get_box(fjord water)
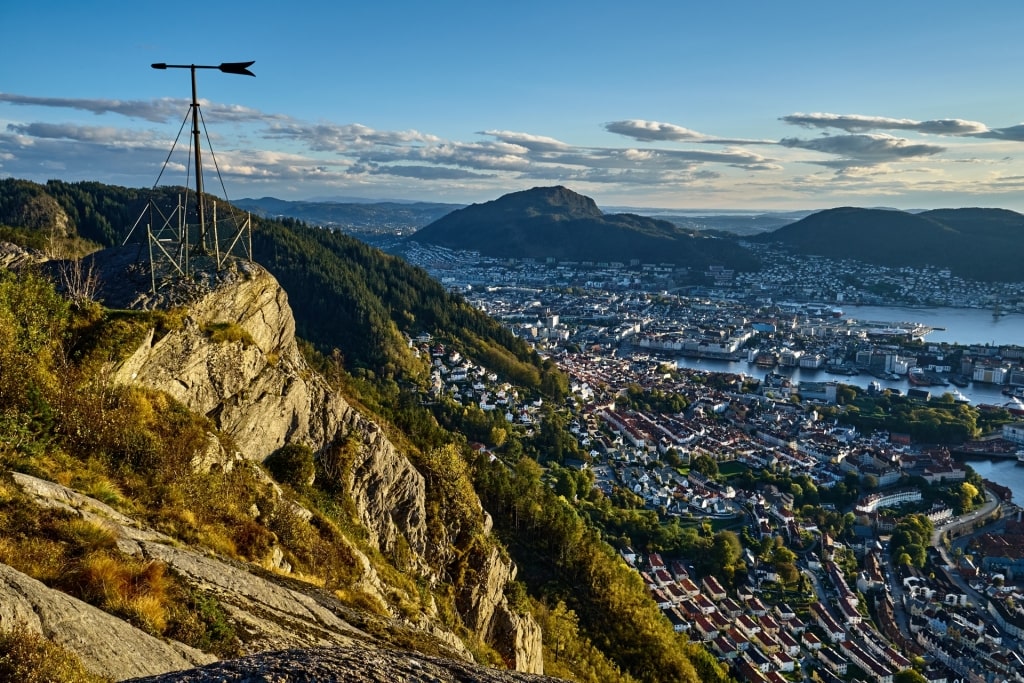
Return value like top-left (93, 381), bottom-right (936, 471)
top-left (843, 305), bottom-right (1024, 347)
top-left (677, 305), bottom-right (1024, 499)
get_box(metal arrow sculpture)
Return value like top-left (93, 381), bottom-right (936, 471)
top-left (151, 61), bottom-right (255, 252)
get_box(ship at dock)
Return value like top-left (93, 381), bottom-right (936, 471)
top-left (908, 367), bottom-right (949, 387)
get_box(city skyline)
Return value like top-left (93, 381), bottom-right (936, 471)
top-left (5, 1), bottom-right (1024, 211)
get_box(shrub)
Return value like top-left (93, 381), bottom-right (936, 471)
top-left (0, 626), bottom-right (110, 682)
top-left (166, 590), bottom-right (241, 658)
top-left (75, 476), bottom-right (127, 509)
top-left (58, 518), bottom-right (118, 553)
top-left (264, 443), bottom-right (315, 489)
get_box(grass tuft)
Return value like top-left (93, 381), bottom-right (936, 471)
top-left (201, 320), bottom-right (254, 347)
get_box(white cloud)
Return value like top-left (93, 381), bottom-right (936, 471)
top-left (7, 122), bottom-right (160, 145)
top-left (264, 122), bottom-right (441, 153)
top-left (0, 93), bottom-right (277, 124)
top-left (605, 119), bottom-right (707, 142)
top-left (605, 119), bottom-right (774, 146)
top-left (779, 133), bottom-right (945, 165)
top-left (480, 130), bottom-right (570, 151)
top-left (781, 112), bottom-right (989, 136)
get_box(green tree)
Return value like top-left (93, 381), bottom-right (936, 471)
top-left (894, 669), bottom-right (928, 683)
top-left (836, 383), bottom-right (857, 405)
top-left (264, 444), bottom-right (316, 489)
top-left (690, 454), bottom-right (719, 479)
top-left (489, 426), bottom-right (507, 449)
top-left (958, 482), bottom-right (979, 513)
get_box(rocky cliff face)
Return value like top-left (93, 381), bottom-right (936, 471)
top-left (110, 260), bottom-right (430, 567)
top-left (459, 545), bottom-right (544, 674)
top-left (7, 471), bottom-right (561, 682)
top-left (97, 252), bottom-right (543, 674)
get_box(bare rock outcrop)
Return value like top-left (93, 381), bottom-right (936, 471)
top-left (11, 472), bottom-right (371, 656)
top-left (0, 241), bottom-right (45, 269)
top-left (0, 562), bottom-right (214, 680)
top-left (127, 644), bottom-right (566, 683)
top-left (93, 252), bottom-right (543, 672)
top-left (108, 260), bottom-right (430, 569)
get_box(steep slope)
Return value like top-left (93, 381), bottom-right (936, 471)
top-left (0, 249), bottom-right (544, 679)
top-left (410, 185), bottom-right (759, 270)
top-left (6, 471), bottom-right (561, 682)
top-left (763, 206), bottom-right (1024, 281)
top-left (1, 561), bottom-right (213, 680)
top-left (86, 247), bottom-right (542, 673)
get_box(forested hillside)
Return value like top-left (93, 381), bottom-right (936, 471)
top-left (0, 178), bottom-right (730, 683)
top-left (761, 205), bottom-right (1024, 281)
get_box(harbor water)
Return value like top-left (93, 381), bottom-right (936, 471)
top-left (959, 458), bottom-right (1024, 504)
top-left (671, 305), bottom-right (1024, 498)
top-left (674, 304), bottom-right (1023, 406)
top-left (840, 305), bottom-right (1024, 347)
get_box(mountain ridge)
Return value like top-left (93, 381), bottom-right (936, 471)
top-left (408, 185), bottom-right (760, 270)
top-left (761, 205), bottom-right (1024, 281)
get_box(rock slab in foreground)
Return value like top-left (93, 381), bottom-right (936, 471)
top-left (126, 644), bottom-right (567, 683)
top-left (0, 563), bottom-right (214, 679)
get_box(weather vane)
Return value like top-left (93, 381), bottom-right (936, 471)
top-left (150, 61), bottom-right (255, 253)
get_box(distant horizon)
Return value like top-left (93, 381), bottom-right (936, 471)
top-left (231, 189), bottom-right (985, 217)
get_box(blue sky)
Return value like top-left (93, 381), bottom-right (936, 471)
top-left (5, 1), bottom-right (1024, 210)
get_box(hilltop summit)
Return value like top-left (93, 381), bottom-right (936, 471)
top-left (409, 186), bottom-right (759, 270)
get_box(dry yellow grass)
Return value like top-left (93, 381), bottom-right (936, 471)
top-left (0, 624), bottom-right (110, 683)
top-left (71, 552), bottom-right (170, 635)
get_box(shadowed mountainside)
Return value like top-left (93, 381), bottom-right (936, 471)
top-left (409, 186), bottom-right (760, 271)
top-left (761, 206), bottom-right (1024, 281)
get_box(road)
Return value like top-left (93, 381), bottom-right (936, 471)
top-left (931, 488), bottom-right (1000, 566)
top-left (929, 490), bottom-right (1002, 608)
